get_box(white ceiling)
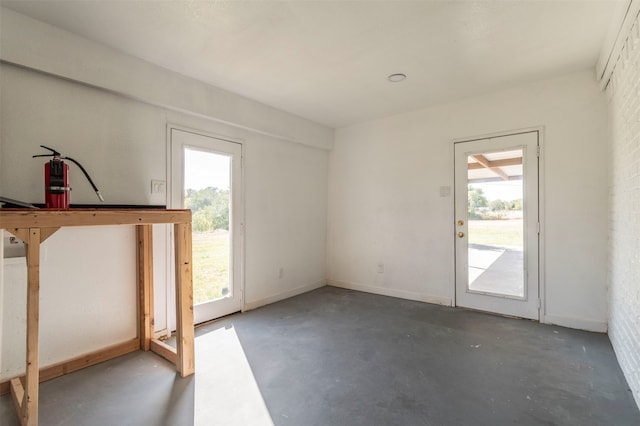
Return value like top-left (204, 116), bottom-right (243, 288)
top-left (1, 1), bottom-right (620, 128)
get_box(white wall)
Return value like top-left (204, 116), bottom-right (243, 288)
top-left (244, 136), bottom-right (328, 308)
top-left (0, 8), bottom-right (333, 151)
top-left (606, 13), bottom-right (640, 409)
top-left (0, 9), bottom-right (329, 380)
top-left (328, 69), bottom-right (609, 332)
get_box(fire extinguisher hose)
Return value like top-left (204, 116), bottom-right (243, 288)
top-left (63, 156), bottom-right (105, 202)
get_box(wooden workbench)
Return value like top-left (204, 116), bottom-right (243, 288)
top-left (0, 209), bottom-right (195, 426)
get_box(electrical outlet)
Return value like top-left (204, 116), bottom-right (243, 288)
top-left (151, 180), bottom-right (166, 194)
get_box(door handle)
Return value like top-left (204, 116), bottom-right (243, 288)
top-left (457, 232), bottom-right (464, 238)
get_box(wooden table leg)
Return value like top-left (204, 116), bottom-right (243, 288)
top-left (174, 223), bottom-right (195, 377)
top-left (24, 228), bottom-right (41, 425)
top-left (137, 224), bottom-right (154, 351)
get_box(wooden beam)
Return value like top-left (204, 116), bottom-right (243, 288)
top-left (467, 157), bottom-right (522, 170)
top-left (137, 224), bottom-right (154, 351)
top-left (0, 339), bottom-right (139, 396)
top-left (39, 227), bottom-right (60, 243)
top-left (468, 176), bottom-right (523, 184)
top-left (174, 222), bottom-right (195, 377)
top-left (0, 209), bottom-right (191, 229)
top-left (24, 228), bottom-right (41, 425)
top-left (10, 378), bottom-right (24, 420)
top-left (39, 339), bottom-right (139, 383)
top-left (150, 338), bottom-right (178, 365)
top-left (6, 228), bottom-right (29, 242)
top-left (5, 226), bottom-right (60, 244)
top-left (470, 155), bottom-right (510, 181)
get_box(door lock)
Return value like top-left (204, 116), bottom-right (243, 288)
top-left (457, 232), bottom-right (465, 238)
top-left (457, 220), bottom-right (464, 226)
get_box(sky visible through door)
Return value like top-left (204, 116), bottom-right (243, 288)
top-left (185, 148), bottom-right (230, 190)
top-left (473, 180), bottom-right (522, 201)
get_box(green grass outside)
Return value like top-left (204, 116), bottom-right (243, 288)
top-left (468, 219), bottom-right (523, 247)
top-left (192, 230), bottom-right (230, 304)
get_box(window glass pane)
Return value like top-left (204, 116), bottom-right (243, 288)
top-left (466, 149), bottom-right (524, 298)
top-left (184, 148), bottom-right (232, 304)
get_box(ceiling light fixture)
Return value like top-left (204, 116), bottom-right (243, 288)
top-left (388, 73), bottom-right (407, 83)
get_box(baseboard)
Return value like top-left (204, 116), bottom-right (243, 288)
top-left (242, 279), bottom-right (327, 311)
top-left (543, 313), bottom-right (607, 333)
top-left (327, 279), bottom-right (452, 307)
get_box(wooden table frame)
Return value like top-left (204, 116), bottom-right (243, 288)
top-left (0, 209), bottom-right (195, 426)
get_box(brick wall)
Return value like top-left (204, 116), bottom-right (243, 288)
top-left (607, 13), bottom-right (640, 409)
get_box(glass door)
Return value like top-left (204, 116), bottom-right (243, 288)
top-left (454, 131), bottom-right (539, 320)
top-left (171, 128), bottom-right (243, 324)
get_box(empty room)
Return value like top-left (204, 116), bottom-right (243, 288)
top-left (1, 1), bottom-right (639, 425)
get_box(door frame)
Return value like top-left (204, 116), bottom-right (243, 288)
top-left (451, 126), bottom-right (545, 321)
top-left (165, 124), bottom-right (246, 328)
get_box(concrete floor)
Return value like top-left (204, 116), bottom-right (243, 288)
top-left (1, 287), bottom-right (639, 425)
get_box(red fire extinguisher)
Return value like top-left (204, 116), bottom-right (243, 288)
top-left (33, 145), bottom-right (104, 209)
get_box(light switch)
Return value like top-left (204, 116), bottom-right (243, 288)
top-left (151, 180), bottom-right (166, 194)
